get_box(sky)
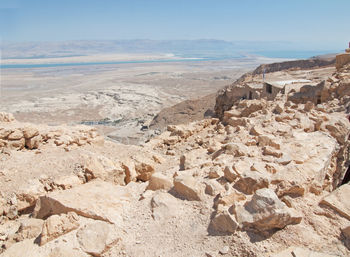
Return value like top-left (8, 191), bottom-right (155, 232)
top-left (0, 0), bottom-right (349, 50)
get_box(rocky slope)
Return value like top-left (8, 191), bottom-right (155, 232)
top-left (0, 61), bottom-right (350, 256)
top-left (149, 93), bottom-right (216, 130)
top-left (252, 55), bottom-right (335, 75)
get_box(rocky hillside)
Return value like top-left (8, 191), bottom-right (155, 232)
top-left (252, 55), bottom-right (336, 75)
top-left (0, 61), bottom-right (350, 256)
top-left (149, 93), bottom-right (216, 129)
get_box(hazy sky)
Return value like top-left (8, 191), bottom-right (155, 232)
top-left (1, 0), bottom-right (349, 49)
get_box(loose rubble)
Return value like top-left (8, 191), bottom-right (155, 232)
top-left (0, 58), bottom-right (350, 256)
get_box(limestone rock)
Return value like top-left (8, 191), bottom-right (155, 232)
top-left (180, 149), bottom-right (207, 170)
top-left (173, 174), bottom-right (204, 201)
top-left (250, 125), bottom-right (264, 136)
top-left (83, 155), bottom-right (106, 181)
top-left (0, 112), bottom-right (15, 122)
top-left (13, 218), bottom-right (44, 242)
top-left (233, 171), bottom-right (270, 195)
top-left (40, 212), bottom-right (79, 246)
top-left (32, 180), bottom-right (131, 224)
top-left (324, 116), bottom-right (350, 144)
top-left (146, 173), bottom-right (173, 191)
top-left (258, 135), bottom-right (281, 149)
top-left (209, 206), bottom-right (238, 234)
top-left (320, 184), bottom-right (350, 220)
top-left (223, 142), bottom-right (248, 157)
top-left (122, 160), bottom-right (138, 184)
top-left (15, 179), bottom-right (46, 213)
top-left (223, 166), bottom-right (239, 183)
top-left (239, 100), bottom-right (265, 117)
top-left (135, 162), bottom-right (155, 182)
top-left (214, 191), bottom-right (246, 208)
top-left (236, 188), bottom-right (302, 231)
top-left (7, 130), bottom-right (23, 140)
top-left (227, 117), bottom-right (247, 127)
top-left (76, 221), bottom-right (119, 257)
top-left (0, 239), bottom-right (39, 257)
top-left (7, 138), bottom-right (25, 150)
top-left (208, 166), bottom-right (223, 179)
top-left (22, 127), bottom-right (39, 139)
top-left (52, 174), bottom-right (83, 190)
top-left (263, 146), bottom-right (282, 158)
top-left (276, 181), bottom-right (305, 197)
top-left (0, 128), bottom-right (11, 139)
top-left (151, 191), bottom-right (180, 220)
top-left (25, 135), bottom-right (41, 149)
top-left (204, 180), bottom-right (225, 196)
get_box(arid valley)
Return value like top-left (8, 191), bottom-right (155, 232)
top-left (1, 53), bottom-right (282, 144)
top-left (1, 1), bottom-right (350, 256)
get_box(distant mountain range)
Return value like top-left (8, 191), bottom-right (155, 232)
top-left (0, 39), bottom-right (340, 59)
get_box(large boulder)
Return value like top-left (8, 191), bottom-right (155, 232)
top-left (32, 180), bottom-right (131, 224)
top-left (236, 188), bottom-right (302, 231)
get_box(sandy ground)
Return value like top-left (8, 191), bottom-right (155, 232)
top-left (0, 55), bottom-right (285, 144)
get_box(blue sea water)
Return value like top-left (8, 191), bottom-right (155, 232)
top-left (0, 50), bottom-right (339, 69)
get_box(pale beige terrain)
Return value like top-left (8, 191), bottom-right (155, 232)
top-left (0, 56), bottom-right (285, 144)
top-left (0, 55), bottom-right (350, 256)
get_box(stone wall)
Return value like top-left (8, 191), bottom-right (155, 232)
top-left (336, 53), bottom-right (350, 70)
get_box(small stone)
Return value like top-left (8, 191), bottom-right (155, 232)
top-left (263, 146), bottom-right (282, 158)
top-left (8, 130), bottom-right (23, 140)
top-left (6, 206), bottom-right (18, 220)
top-left (40, 212), bottom-right (79, 245)
top-left (146, 173), bottom-right (173, 191)
top-left (219, 246), bottom-right (229, 255)
top-left (210, 206), bottom-right (238, 234)
top-left (223, 166), bottom-right (238, 183)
